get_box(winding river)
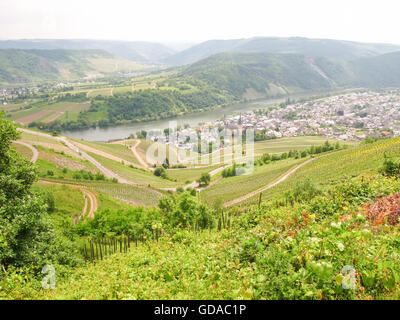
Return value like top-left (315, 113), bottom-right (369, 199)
top-left (61, 92), bottom-right (320, 142)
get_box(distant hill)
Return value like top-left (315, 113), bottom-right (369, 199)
top-left (178, 51), bottom-right (400, 98)
top-left (164, 37), bottom-right (400, 66)
top-left (0, 39), bottom-right (176, 65)
top-left (0, 49), bottom-right (148, 85)
top-left (26, 50), bottom-right (400, 132)
top-left (180, 53), bottom-right (335, 98)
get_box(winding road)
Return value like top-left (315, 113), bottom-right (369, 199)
top-left (223, 156), bottom-right (320, 207)
top-left (38, 180), bottom-right (98, 223)
top-left (130, 140), bottom-right (154, 171)
top-left (13, 140), bottom-right (38, 163)
top-left (16, 128), bottom-right (340, 208)
top-left (17, 128), bottom-right (139, 186)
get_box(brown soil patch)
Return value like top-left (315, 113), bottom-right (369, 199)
top-left (361, 192), bottom-right (400, 226)
top-left (15, 110), bottom-right (50, 124)
top-left (39, 150), bottom-right (97, 172)
top-left (42, 111), bottom-right (64, 123)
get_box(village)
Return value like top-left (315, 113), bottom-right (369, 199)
top-left (147, 90), bottom-right (400, 152)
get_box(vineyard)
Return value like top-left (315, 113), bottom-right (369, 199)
top-left (5, 117), bottom-right (400, 300)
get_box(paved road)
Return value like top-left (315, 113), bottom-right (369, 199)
top-left (13, 140), bottom-right (38, 163)
top-left (17, 128), bottom-right (139, 186)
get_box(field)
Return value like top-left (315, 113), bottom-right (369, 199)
top-left (72, 139), bottom-right (142, 166)
top-left (200, 158), bottom-right (305, 206)
top-left (83, 182), bottom-right (162, 207)
top-left (10, 101), bottom-right (91, 124)
top-left (86, 152), bottom-right (180, 188)
top-left (242, 138), bottom-right (400, 205)
top-left (253, 136), bottom-right (355, 155)
top-left (12, 141), bottom-right (33, 159)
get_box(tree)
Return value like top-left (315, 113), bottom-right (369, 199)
top-left (162, 157), bottom-right (170, 169)
top-left (380, 155), bottom-right (400, 177)
top-left (154, 167), bottom-right (166, 177)
top-left (0, 113), bottom-right (74, 270)
top-left (198, 173), bottom-right (211, 186)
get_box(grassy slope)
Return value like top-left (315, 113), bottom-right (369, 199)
top-left (243, 137), bottom-right (400, 205)
top-left (72, 139), bottom-right (141, 166)
top-left (201, 158), bottom-right (304, 206)
top-left (6, 136), bottom-right (400, 300)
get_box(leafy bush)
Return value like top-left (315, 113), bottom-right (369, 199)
top-left (159, 192), bottom-right (215, 230)
top-left (0, 113), bottom-right (78, 271)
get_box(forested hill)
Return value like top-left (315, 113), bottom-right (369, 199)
top-left (180, 53), bottom-right (337, 98)
top-left (180, 51), bottom-right (400, 97)
top-left (37, 50), bottom-right (400, 132)
top-left (0, 49), bottom-right (147, 85)
top-left (0, 39), bottom-right (175, 64)
top-left (164, 36), bottom-right (400, 66)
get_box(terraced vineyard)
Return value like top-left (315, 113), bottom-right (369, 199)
top-left (243, 137), bottom-right (400, 205)
top-left (201, 157), bottom-right (305, 206)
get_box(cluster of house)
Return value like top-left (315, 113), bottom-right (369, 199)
top-left (147, 90), bottom-right (400, 151)
top-left (0, 82), bottom-right (75, 103)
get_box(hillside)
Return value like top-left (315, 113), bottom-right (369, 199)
top-left (0, 49), bottom-right (148, 85)
top-left (5, 116), bottom-right (400, 299)
top-left (0, 39), bottom-right (176, 65)
top-left (180, 52), bottom-right (337, 98)
top-left (25, 50), bottom-right (400, 132)
top-left (180, 51), bottom-right (400, 97)
top-left (164, 36), bottom-right (400, 66)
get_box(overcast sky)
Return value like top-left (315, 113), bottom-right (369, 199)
top-left (1, 0), bottom-right (400, 45)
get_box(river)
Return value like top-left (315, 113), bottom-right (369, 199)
top-left (61, 93), bottom-right (319, 142)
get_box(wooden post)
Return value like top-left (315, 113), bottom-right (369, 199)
top-left (99, 241), bottom-right (103, 260)
top-left (84, 243), bottom-right (88, 262)
top-left (258, 193), bottom-right (262, 209)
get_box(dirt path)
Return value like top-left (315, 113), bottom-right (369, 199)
top-left (38, 180), bottom-right (98, 223)
top-left (17, 128), bottom-right (139, 186)
top-left (130, 140), bottom-right (154, 171)
top-left (13, 141), bottom-right (38, 163)
top-left (223, 157), bottom-right (319, 207)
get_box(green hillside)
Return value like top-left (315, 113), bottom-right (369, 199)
top-left (0, 49), bottom-right (148, 85)
top-left (29, 50), bottom-right (400, 132)
top-left (181, 52), bottom-right (337, 98)
top-left (4, 113), bottom-right (400, 299)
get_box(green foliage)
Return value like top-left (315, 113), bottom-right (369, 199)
top-left (285, 179), bottom-right (321, 205)
top-left (0, 113), bottom-right (77, 270)
top-left (222, 164), bottom-right (237, 178)
top-left (235, 175), bottom-right (400, 299)
top-left (159, 192), bottom-right (215, 230)
top-left (197, 173), bottom-right (211, 186)
top-left (76, 207), bottom-right (162, 239)
top-left (379, 154), bottom-right (400, 177)
top-left (154, 167), bottom-right (166, 178)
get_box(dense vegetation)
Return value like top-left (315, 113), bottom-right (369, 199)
top-left (0, 113), bottom-right (78, 271)
top-left (4, 111), bottom-right (400, 299)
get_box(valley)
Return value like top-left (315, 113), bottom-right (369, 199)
top-left (2, 33), bottom-right (400, 302)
